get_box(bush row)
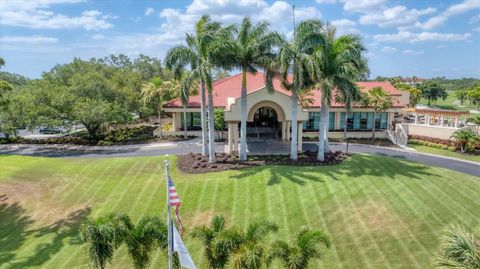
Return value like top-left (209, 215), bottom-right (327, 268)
top-left (408, 135), bottom-right (457, 147)
top-left (408, 139), bottom-right (457, 151)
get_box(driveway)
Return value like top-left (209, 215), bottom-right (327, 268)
top-left (1, 140), bottom-right (479, 177)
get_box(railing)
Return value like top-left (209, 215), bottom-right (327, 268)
top-left (387, 124), bottom-right (408, 146)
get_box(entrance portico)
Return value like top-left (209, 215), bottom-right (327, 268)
top-left (224, 87), bottom-right (308, 153)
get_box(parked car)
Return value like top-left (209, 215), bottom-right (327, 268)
top-left (39, 128), bottom-right (63, 134)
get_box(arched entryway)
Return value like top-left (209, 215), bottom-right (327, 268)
top-left (247, 106), bottom-right (280, 139)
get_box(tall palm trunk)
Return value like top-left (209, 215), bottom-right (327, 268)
top-left (158, 101), bottom-right (163, 139)
top-left (372, 111), bottom-right (376, 140)
top-left (207, 92), bottom-right (216, 163)
top-left (200, 81), bottom-right (208, 155)
top-left (183, 105), bottom-right (188, 139)
top-left (343, 111), bottom-right (348, 140)
top-left (324, 106), bottom-right (330, 153)
top-left (239, 68), bottom-right (247, 161)
top-left (290, 90), bottom-right (298, 160)
top-left (317, 99), bottom-right (328, 161)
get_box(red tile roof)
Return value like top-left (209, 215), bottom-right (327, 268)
top-left (165, 72), bottom-right (405, 108)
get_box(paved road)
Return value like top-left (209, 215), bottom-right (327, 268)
top-left (1, 141), bottom-right (479, 177)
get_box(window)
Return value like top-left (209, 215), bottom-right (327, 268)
top-left (303, 112), bottom-right (335, 131)
top-left (340, 112), bottom-right (389, 130)
top-left (181, 112), bottom-right (201, 130)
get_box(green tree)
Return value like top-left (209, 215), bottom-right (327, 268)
top-left (166, 15), bottom-right (230, 162)
top-left (214, 108), bottom-right (226, 140)
top-left (409, 87), bottom-right (422, 107)
top-left (435, 225), bottom-right (480, 269)
top-left (266, 228), bottom-right (331, 269)
top-left (456, 89), bottom-right (469, 106)
top-left (451, 129), bottom-right (478, 153)
top-left (278, 19), bottom-right (324, 160)
top-left (467, 116), bottom-right (480, 136)
top-left (361, 87), bottom-right (393, 139)
top-left (80, 212), bottom-right (132, 269)
top-left (176, 71), bottom-right (198, 139)
top-left (419, 81), bottom-right (448, 106)
top-left (141, 77), bottom-right (176, 138)
top-left (191, 215), bottom-right (231, 269)
top-left (222, 17), bottom-right (280, 161)
top-left (213, 68), bottom-right (230, 80)
top-left (225, 218), bottom-right (279, 269)
top-left (125, 216), bottom-right (168, 269)
top-left (467, 86), bottom-right (480, 109)
top-left (314, 26), bottom-right (367, 161)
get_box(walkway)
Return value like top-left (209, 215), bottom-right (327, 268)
top-left (0, 140), bottom-right (479, 177)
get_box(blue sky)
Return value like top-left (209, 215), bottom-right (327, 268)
top-left (1, 0), bottom-right (479, 79)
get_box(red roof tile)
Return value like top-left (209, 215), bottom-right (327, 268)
top-left (165, 72), bottom-right (404, 108)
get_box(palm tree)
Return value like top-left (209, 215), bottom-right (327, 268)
top-left (125, 216), bottom-right (168, 269)
top-left (223, 17), bottom-right (281, 161)
top-left (266, 227), bottom-right (331, 269)
top-left (190, 215), bottom-right (231, 269)
top-left (278, 19), bottom-right (325, 160)
top-left (80, 212), bottom-right (132, 269)
top-left (451, 129), bottom-right (477, 153)
top-left (419, 81), bottom-right (448, 106)
top-left (314, 26), bottom-right (367, 161)
top-left (141, 77), bottom-right (175, 139)
top-left (409, 87), bottom-right (422, 107)
top-left (467, 116), bottom-right (480, 136)
top-left (361, 86), bottom-right (393, 140)
top-left (216, 218), bottom-right (278, 269)
top-left (165, 16), bottom-right (219, 158)
top-left (435, 225), bottom-right (480, 269)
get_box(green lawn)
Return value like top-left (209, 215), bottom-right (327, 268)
top-left (0, 155), bottom-right (479, 269)
top-left (409, 144), bottom-right (480, 162)
top-left (420, 90), bottom-right (478, 111)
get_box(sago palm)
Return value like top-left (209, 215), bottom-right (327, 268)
top-left (223, 17), bottom-right (281, 161)
top-left (314, 26), bottom-right (367, 161)
top-left (435, 224), bottom-right (480, 269)
top-left (141, 77), bottom-right (175, 139)
top-left (278, 19), bottom-right (325, 160)
top-left (165, 15), bottom-right (226, 159)
top-left (451, 129), bottom-right (477, 153)
top-left (361, 86), bottom-right (393, 139)
top-left (79, 212), bottom-right (132, 269)
top-left (191, 215), bottom-right (231, 269)
top-left (125, 216), bottom-right (168, 269)
top-left (266, 227), bottom-right (331, 269)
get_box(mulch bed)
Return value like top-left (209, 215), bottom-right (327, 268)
top-left (177, 151), bottom-right (349, 174)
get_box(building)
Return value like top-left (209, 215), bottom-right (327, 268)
top-left (164, 72), bottom-right (410, 153)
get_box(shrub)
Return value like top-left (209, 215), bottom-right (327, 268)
top-left (100, 125), bottom-right (155, 145)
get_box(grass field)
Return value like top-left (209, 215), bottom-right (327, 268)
top-left (0, 154), bottom-right (479, 269)
top-left (419, 91), bottom-right (478, 111)
top-left (408, 144), bottom-right (480, 162)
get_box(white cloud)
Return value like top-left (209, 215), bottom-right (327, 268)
top-left (470, 13), bottom-right (480, 24)
top-left (91, 34), bottom-right (105, 40)
top-left (411, 0), bottom-right (480, 30)
top-left (436, 44), bottom-right (446, 48)
top-left (402, 49), bottom-right (424, 55)
top-left (474, 26), bottom-right (480, 32)
top-left (0, 35), bottom-right (59, 43)
top-left (340, 0), bottom-right (386, 12)
top-left (0, 0), bottom-right (114, 30)
top-left (374, 31), bottom-right (471, 43)
top-left (359, 5), bottom-right (436, 27)
top-left (331, 19), bottom-right (358, 34)
top-left (316, 0), bottom-right (336, 4)
top-left (145, 7), bottom-right (154, 16)
top-left (381, 46), bottom-right (397, 53)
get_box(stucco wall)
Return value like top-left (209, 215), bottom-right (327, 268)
top-left (225, 87), bottom-right (308, 122)
top-left (401, 123), bottom-right (457, 140)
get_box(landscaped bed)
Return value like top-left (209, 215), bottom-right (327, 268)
top-left (177, 151), bottom-right (348, 173)
top-left (0, 155), bottom-right (479, 268)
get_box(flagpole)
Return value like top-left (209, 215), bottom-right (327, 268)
top-left (165, 159), bottom-right (173, 269)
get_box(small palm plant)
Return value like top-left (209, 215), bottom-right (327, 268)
top-left (451, 129), bottom-right (478, 153)
top-left (361, 86), bottom-right (393, 139)
top-left (125, 216), bottom-right (168, 269)
top-left (190, 215), bottom-right (230, 269)
top-left (219, 218), bottom-right (279, 269)
top-left (266, 228), bottom-right (331, 269)
top-left (435, 225), bottom-right (480, 269)
top-left (79, 212), bottom-right (132, 269)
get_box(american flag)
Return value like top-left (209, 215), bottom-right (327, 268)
top-left (168, 177), bottom-right (184, 235)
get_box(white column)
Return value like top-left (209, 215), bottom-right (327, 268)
top-left (454, 117), bottom-right (459, 128)
top-left (425, 115), bottom-right (429, 125)
top-left (297, 122), bottom-right (303, 152)
top-left (334, 112), bottom-right (341, 130)
top-left (286, 121), bottom-right (291, 141)
top-left (227, 123), bottom-right (234, 153)
top-left (414, 114), bottom-right (418, 124)
top-left (233, 123), bottom-right (239, 152)
top-left (440, 117), bottom-right (444, 127)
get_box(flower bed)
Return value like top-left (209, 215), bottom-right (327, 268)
top-left (177, 151), bottom-right (348, 174)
